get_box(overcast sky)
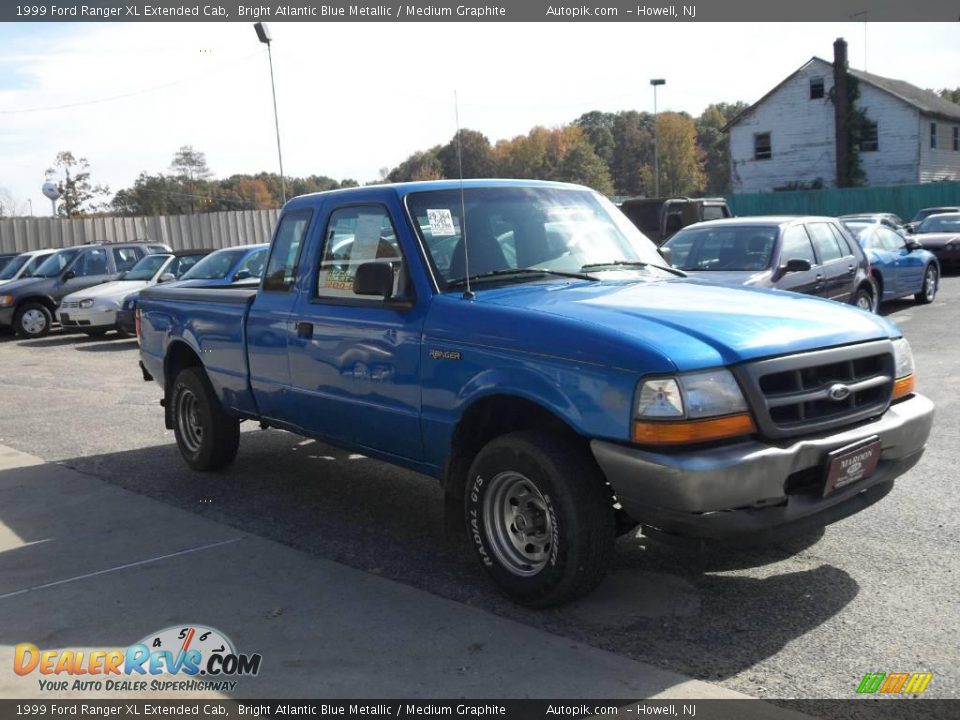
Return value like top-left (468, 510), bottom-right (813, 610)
top-left (1, 21), bottom-right (957, 213)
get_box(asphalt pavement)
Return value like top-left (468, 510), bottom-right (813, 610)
top-left (0, 276), bottom-right (957, 705)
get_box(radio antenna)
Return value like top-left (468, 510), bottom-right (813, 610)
top-left (454, 90), bottom-right (473, 300)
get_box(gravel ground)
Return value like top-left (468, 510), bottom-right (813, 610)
top-left (0, 277), bottom-right (957, 707)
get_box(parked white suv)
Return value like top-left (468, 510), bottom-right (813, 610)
top-left (58, 249), bottom-right (210, 337)
top-left (0, 249), bottom-right (57, 286)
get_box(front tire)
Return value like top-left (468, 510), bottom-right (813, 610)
top-left (171, 367), bottom-right (240, 471)
top-left (465, 431), bottom-right (615, 607)
top-left (915, 265), bottom-right (938, 304)
top-left (15, 302), bottom-right (52, 339)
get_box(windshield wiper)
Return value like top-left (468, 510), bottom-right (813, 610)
top-left (447, 267), bottom-right (599, 288)
top-left (580, 260), bottom-right (687, 278)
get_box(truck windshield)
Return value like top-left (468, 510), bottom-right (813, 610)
top-left (665, 226), bottom-right (777, 272)
top-left (124, 254), bottom-right (171, 281)
top-left (0, 254), bottom-right (29, 280)
top-left (406, 187), bottom-right (666, 288)
top-left (180, 249), bottom-right (245, 280)
top-left (32, 249), bottom-right (81, 278)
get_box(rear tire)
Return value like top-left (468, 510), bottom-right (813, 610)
top-left (465, 430), bottom-right (615, 607)
top-left (854, 286), bottom-right (876, 313)
top-left (14, 302), bottom-right (52, 339)
top-left (915, 265), bottom-right (938, 304)
top-left (171, 367), bottom-right (240, 471)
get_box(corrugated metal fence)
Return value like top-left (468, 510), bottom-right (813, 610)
top-left (725, 181), bottom-right (960, 220)
top-left (0, 210), bottom-right (279, 254)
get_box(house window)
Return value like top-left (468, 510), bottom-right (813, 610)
top-left (754, 132), bottom-right (772, 160)
top-left (859, 121), bottom-right (879, 152)
top-left (810, 77), bottom-right (825, 99)
top-left (953, 126), bottom-right (959, 151)
top-left (930, 122), bottom-right (937, 149)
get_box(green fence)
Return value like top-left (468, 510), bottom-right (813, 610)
top-left (725, 182), bottom-right (960, 221)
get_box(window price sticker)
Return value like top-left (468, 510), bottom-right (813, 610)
top-left (427, 209), bottom-right (457, 237)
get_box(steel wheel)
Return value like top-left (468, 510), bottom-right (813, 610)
top-left (176, 387), bottom-right (204, 454)
top-left (482, 471), bottom-right (554, 577)
top-left (20, 308), bottom-right (47, 335)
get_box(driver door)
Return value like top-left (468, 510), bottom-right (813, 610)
top-left (58, 247), bottom-right (113, 298)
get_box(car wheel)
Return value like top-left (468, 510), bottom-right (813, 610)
top-left (464, 430), bottom-right (615, 607)
top-left (915, 265), bottom-right (938, 304)
top-left (171, 366), bottom-right (240, 471)
top-left (854, 286), bottom-right (876, 313)
top-left (14, 302), bottom-right (52, 339)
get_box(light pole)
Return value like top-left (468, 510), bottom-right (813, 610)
top-left (254, 22), bottom-right (287, 205)
top-left (650, 78), bottom-right (665, 198)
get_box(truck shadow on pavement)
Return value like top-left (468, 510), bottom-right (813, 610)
top-left (0, 429), bottom-right (860, 686)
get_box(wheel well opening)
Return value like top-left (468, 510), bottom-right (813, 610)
top-left (17, 296), bottom-right (57, 314)
top-left (163, 343), bottom-right (203, 428)
top-left (443, 396), bottom-right (580, 521)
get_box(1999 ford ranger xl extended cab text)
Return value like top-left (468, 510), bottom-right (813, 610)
top-left (138, 180), bottom-right (934, 606)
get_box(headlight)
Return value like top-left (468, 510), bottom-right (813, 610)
top-left (79, 299), bottom-right (94, 309)
top-left (634, 369), bottom-right (755, 445)
top-left (0, 294), bottom-right (13, 307)
top-left (891, 337), bottom-right (915, 400)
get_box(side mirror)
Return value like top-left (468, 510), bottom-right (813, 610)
top-left (232, 269), bottom-right (252, 281)
top-left (906, 241), bottom-right (923, 252)
top-left (775, 258), bottom-right (812, 279)
top-left (63, 270), bottom-right (76, 281)
top-left (658, 247), bottom-right (673, 266)
top-left (904, 225), bottom-right (916, 234)
top-left (353, 261), bottom-right (394, 299)
top-left (157, 273), bottom-right (176, 283)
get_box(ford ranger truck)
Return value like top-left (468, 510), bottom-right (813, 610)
top-left (137, 180), bottom-right (934, 607)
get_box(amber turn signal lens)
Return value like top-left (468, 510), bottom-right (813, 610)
top-left (892, 374), bottom-right (915, 401)
top-left (632, 412), bottom-right (756, 445)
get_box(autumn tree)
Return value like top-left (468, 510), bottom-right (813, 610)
top-left (642, 113), bottom-right (705, 196)
top-left (45, 151), bottom-right (110, 218)
top-left (493, 125), bottom-right (613, 194)
top-left (387, 148), bottom-right (444, 182)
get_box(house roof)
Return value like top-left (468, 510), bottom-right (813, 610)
top-left (724, 57), bottom-right (960, 131)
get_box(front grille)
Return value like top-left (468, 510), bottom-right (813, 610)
top-left (60, 301), bottom-right (81, 309)
top-left (735, 340), bottom-right (894, 439)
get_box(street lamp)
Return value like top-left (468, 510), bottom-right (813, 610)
top-left (650, 78), bottom-right (665, 198)
top-left (254, 22), bottom-right (287, 205)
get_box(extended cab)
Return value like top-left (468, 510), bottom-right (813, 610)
top-left (138, 180), bottom-right (933, 606)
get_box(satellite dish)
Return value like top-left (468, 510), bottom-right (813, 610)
top-left (42, 181), bottom-right (61, 201)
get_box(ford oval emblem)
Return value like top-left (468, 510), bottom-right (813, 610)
top-left (828, 383), bottom-right (852, 401)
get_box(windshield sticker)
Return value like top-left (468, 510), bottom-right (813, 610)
top-left (427, 209), bottom-right (457, 237)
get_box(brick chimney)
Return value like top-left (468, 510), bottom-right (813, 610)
top-left (833, 38), bottom-right (850, 187)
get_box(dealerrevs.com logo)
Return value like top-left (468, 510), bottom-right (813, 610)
top-left (14, 625), bottom-right (262, 693)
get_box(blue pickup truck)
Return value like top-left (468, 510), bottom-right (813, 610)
top-left (138, 180), bottom-right (934, 606)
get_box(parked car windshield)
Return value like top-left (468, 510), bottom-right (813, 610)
top-left (912, 207), bottom-right (959, 223)
top-left (31, 249), bottom-right (81, 277)
top-left (917, 214), bottom-right (960, 234)
top-left (179, 249), bottom-right (245, 280)
top-left (664, 225), bottom-right (778, 271)
top-left (406, 186), bottom-right (667, 287)
top-left (0, 254), bottom-right (30, 280)
top-left (124, 254), bottom-right (171, 281)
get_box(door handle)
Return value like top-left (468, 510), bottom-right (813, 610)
top-left (296, 321), bottom-right (313, 340)
top-left (847, 265), bottom-right (855, 273)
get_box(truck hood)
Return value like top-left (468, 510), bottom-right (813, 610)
top-left (64, 280), bottom-right (151, 304)
top-left (455, 278), bottom-right (899, 372)
top-left (676, 269), bottom-right (773, 287)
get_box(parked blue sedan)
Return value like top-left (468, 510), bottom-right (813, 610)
top-left (844, 221), bottom-right (939, 305)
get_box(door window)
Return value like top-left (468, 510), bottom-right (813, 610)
top-left (316, 206), bottom-right (405, 302)
top-left (112, 247), bottom-right (143, 272)
top-left (806, 223), bottom-right (844, 263)
top-left (780, 225), bottom-right (816, 265)
top-left (234, 248), bottom-right (268, 281)
top-left (73, 248), bottom-right (109, 277)
top-left (876, 227), bottom-right (907, 252)
top-left (263, 210), bottom-right (312, 291)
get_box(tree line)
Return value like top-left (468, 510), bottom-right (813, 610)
top-left (10, 86), bottom-right (956, 219)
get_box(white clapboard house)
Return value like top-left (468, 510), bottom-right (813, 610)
top-left (727, 38), bottom-right (960, 193)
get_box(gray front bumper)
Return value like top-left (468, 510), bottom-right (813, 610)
top-left (592, 393), bottom-right (934, 540)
